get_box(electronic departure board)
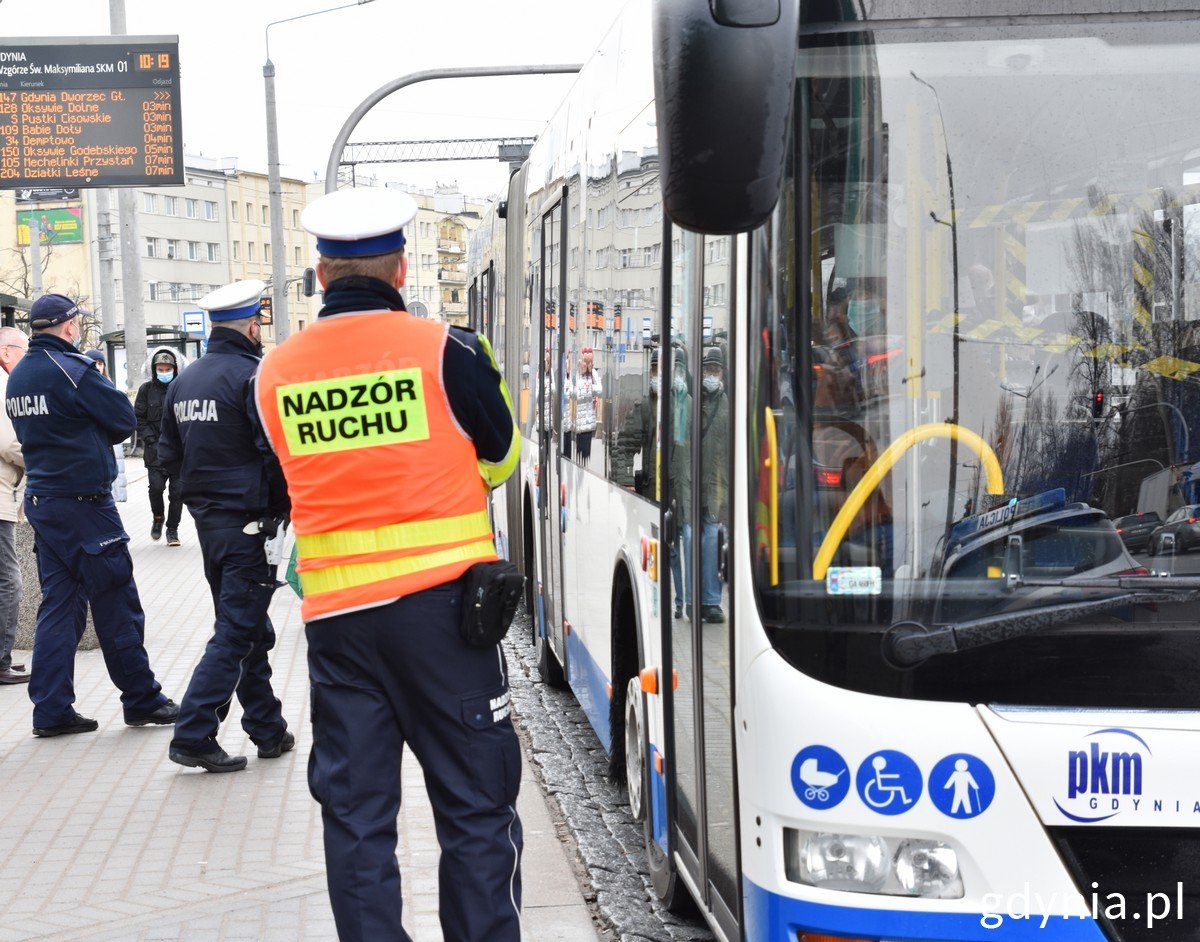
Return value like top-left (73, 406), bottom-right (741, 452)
top-left (0, 37), bottom-right (183, 189)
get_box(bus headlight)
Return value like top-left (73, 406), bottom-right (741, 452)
top-left (784, 829), bottom-right (964, 899)
top-left (893, 839), bottom-right (964, 898)
top-left (786, 830), bottom-right (888, 891)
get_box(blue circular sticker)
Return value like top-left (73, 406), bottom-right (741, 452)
top-left (790, 745), bottom-right (851, 810)
top-left (855, 750), bottom-right (923, 815)
top-left (929, 753), bottom-right (996, 819)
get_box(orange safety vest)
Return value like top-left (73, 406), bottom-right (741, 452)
top-left (256, 309), bottom-right (497, 621)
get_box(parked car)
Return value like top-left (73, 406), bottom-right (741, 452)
top-left (1113, 511), bottom-right (1163, 553)
top-left (1147, 505), bottom-right (1200, 555)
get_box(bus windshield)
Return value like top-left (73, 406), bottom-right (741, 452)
top-left (753, 17), bottom-right (1200, 707)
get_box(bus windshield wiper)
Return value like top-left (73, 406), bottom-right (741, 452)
top-left (884, 585), bottom-right (1200, 667)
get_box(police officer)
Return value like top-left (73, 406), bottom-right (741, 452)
top-left (255, 188), bottom-right (521, 942)
top-left (158, 280), bottom-right (292, 773)
top-left (6, 294), bottom-right (177, 737)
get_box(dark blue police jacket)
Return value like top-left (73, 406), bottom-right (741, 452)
top-left (6, 333), bottom-right (133, 498)
top-left (157, 327), bottom-right (289, 530)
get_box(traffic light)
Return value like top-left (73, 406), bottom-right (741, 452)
top-left (1091, 389), bottom-right (1105, 419)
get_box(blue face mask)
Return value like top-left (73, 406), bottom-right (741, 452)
top-left (156, 370), bottom-right (175, 384)
top-left (847, 299), bottom-right (882, 336)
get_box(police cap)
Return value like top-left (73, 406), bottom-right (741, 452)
top-left (198, 279), bottom-right (267, 322)
top-left (82, 349), bottom-right (105, 366)
top-left (302, 187), bottom-right (418, 258)
top-left (29, 292), bottom-right (87, 328)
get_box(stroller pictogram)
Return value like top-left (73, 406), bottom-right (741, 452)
top-left (799, 757), bottom-right (844, 802)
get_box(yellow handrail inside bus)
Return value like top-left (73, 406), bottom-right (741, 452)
top-left (812, 422), bottom-right (1005, 581)
top-left (765, 407), bottom-right (780, 586)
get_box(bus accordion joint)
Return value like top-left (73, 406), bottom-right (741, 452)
top-left (812, 423), bottom-right (1005, 582)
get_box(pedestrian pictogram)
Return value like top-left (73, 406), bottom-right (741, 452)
top-left (929, 753), bottom-right (996, 819)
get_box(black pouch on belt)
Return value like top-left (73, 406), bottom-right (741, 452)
top-left (459, 560), bottom-right (526, 647)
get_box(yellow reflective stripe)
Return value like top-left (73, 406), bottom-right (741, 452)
top-left (475, 332), bottom-right (520, 489)
top-left (300, 539), bottom-right (496, 596)
top-left (296, 510), bottom-right (491, 559)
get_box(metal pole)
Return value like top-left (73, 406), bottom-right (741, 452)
top-left (28, 216), bottom-right (42, 299)
top-left (323, 65), bottom-right (584, 193)
top-left (112, 0), bottom-right (146, 388)
top-left (264, 58), bottom-right (290, 342)
top-left (95, 188), bottom-right (118, 335)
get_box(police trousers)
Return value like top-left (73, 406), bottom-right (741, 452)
top-left (24, 494), bottom-right (166, 728)
top-left (171, 526), bottom-right (286, 754)
top-left (307, 580), bottom-right (523, 942)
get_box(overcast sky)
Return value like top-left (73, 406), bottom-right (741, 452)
top-left (1, 0), bottom-right (629, 201)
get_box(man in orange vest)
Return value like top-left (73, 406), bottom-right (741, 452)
top-left (255, 187), bottom-right (521, 942)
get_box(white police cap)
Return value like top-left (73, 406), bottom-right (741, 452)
top-left (301, 187), bottom-right (418, 258)
top-left (198, 279), bottom-right (267, 322)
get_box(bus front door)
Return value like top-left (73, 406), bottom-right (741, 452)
top-left (536, 201), bottom-right (568, 682)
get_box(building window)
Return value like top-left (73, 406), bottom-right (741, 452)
top-left (298, 319), bottom-right (306, 331)
top-left (248, 242), bottom-right (256, 262)
top-left (148, 282), bottom-right (160, 300)
top-left (188, 241), bottom-right (200, 261)
top-left (262, 205), bottom-right (269, 225)
top-left (264, 243), bottom-right (270, 259)
top-left (294, 246), bottom-right (301, 265)
top-left (208, 243), bottom-right (220, 262)
top-left (204, 200), bottom-right (218, 221)
top-left (185, 198), bottom-right (199, 219)
top-left (145, 237), bottom-right (157, 258)
top-left (246, 202), bottom-right (253, 221)
top-left (166, 239), bottom-right (179, 260)
top-left (232, 241), bottom-right (239, 261)
top-left (230, 201), bottom-right (238, 222)
top-left (292, 209), bottom-right (299, 228)
top-left (163, 196), bottom-right (177, 216)
top-left (142, 193), bottom-right (156, 213)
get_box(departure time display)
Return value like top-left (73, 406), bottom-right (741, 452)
top-left (0, 37), bottom-right (183, 188)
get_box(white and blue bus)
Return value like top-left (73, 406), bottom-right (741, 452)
top-left (469, 2), bottom-right (1200, 939)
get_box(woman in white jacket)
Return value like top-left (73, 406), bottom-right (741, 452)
top-left (571, 346), bottom-right (602, 463)
top-left (82, 350), bottom-right (127, 501)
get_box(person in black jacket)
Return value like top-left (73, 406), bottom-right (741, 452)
top-left (135, 347), bottom-right (185, 544)
top-left (158, 280), bottom-right (291, 773)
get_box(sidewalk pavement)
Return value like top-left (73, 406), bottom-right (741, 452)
top-left (0, 458), bottom-right (599, 941)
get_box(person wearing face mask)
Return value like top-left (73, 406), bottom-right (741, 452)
top-left (135, 347), bottom-right (187, 545)
top-left (5, 293), bottom-right (178, 737)
top-left (156, 280), bottom-right (292, 773)
top-left (698, 346), bottom-right (730, 623)
top-left (613, 347), bottom-right (662, 496)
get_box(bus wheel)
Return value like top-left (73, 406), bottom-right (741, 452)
top-left (536, 622), bottom-right (567, 687)
top-left (624, 676), bottom-right (646, 821)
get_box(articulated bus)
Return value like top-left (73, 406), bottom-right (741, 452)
top-left (468, 1), bottom-right (1200, 939)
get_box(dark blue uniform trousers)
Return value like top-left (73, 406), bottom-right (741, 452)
top-left (24, 494), bottom-right (167, 728)
top-left (307, 580), bottom-right (523, 942)
top-left (171, 526), bottom-right (286, 753)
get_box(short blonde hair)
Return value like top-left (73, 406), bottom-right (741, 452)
top-left (320, 249), bottom-right (404, 284)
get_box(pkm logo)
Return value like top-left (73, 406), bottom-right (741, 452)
top-left (1067, 741), bottom-right (1143, 799)
top-left (1055, 728), bottom-right (1150, 823)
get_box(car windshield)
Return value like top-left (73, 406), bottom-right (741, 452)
top-left (749, 15), bottom-right (1200, 707)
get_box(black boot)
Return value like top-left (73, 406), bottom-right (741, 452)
top-left (166, 529), bottom-right (180, 546)
top-left (151, 516), bottom-right (164, 541)
top-left (169, 745), bottom-right (248, 773)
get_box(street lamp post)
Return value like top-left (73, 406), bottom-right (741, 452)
top-left (265, 0), bottom-right (375, 344)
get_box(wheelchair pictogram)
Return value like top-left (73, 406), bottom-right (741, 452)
top-left (855, 750), bottom-right (922, 816)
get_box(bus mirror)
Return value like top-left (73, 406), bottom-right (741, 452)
top-left (653, 0), bottom-right (798, 233)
